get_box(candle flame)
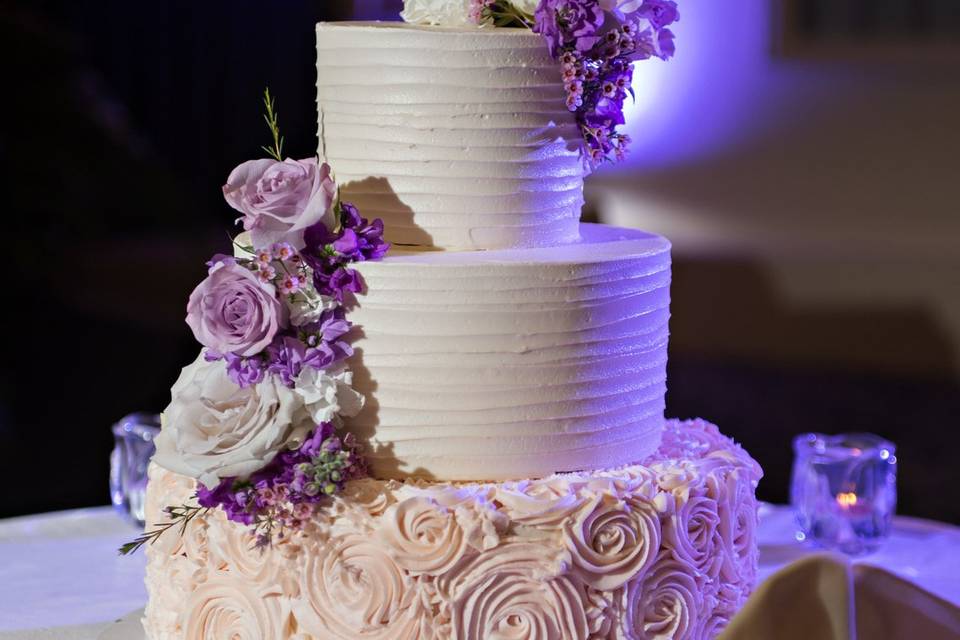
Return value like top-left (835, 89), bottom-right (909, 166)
top-left (836, 492), bottom-right (858, 508)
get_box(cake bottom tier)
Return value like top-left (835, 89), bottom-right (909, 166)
top-left (142, 419), bottom-right (762, 640)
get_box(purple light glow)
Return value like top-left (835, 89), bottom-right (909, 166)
top-left (616, 0), bottom-right (786, 171)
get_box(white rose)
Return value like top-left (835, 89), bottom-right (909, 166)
top-left (513, 0), bottom-right (540, 15)
top-left (154, 354), bottom-right (313, 488)
top-left (401, 0), bottom-right (473, 26)
top-left (293, 363), bottom-right (364, 424)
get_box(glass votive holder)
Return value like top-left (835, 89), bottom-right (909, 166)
top-left (110, 412), bottom-right (161, 527)
top-left (791, 432), bottom-right (897, 556)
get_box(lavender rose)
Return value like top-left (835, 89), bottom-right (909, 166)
top-left (223, 157), bottom-right (336, 250)
top-left (186, 256), bottom-right (287, 357)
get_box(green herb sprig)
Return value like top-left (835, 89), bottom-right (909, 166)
top-left (118, 504), bottom-right (209, 556)
top-left (261, 87), bottom-right (284, 161)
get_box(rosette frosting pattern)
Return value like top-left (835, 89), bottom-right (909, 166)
top-left (143, 418), bottom-right (762, 639)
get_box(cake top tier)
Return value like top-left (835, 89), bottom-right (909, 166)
top-left (316, 21), bottom-right (584, 252)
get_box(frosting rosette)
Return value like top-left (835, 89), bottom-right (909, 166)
top-left (438, 543), bottom-right (590, 640)
top-left (659, 490), bottom-right (724, 580)
top-left (719, 469), bottom-right (760, 587)
top-left (143, 552), bottom-right (205, 640)
top-left (623, 553), bottom-right (704, 640)
top-left (379, 496), bottom-right (469, 575)
top-left (291, 532), bottom-right (423, 639)
top-left (181, 577), bottom-right (290, 639)
top-left (494, 478), bottom-right (582, 528)
top-left (153, 354), bottom-right (313, 488)
top-left (563, 493), bottom-right (661, 591)
top-left (204, 513), bottom-right (303, 595)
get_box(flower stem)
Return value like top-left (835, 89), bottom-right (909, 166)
top-left (117, 505), bottom-right (208, 556)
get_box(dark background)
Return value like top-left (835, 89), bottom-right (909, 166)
top-left (2, 0), bottom-right (958, 523)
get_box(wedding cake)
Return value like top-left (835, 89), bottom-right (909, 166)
top-left (137, 3), bottom-right (762, 639)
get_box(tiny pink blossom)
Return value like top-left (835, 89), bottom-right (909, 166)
top-left (271, 242), bottom-right (296, 262)
top-left (257, 264), bottom-right (277, 282)
top-left (294, 503), bottom-right (313, 520)
top-left (279, 274), bottom-right (302, 295)
top-left (255, 248), bottom-right (272, 265)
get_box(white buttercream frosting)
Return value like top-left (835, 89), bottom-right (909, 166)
top-left (142, 419), bottom-right (763, 640)
top-left (346, 224), bottom-right (671, 481)
top-left (316, 21), bottom-right (583, 251)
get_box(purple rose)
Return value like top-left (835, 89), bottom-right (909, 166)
top-left (222, 157), bottom-right (337, 250)
top-left (534, 0), bottom-right (606, 57)
top-left (186, 257), bottom-right (288, 357)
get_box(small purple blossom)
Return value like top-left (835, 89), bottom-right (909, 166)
top-left (204, 349), bottom-right (266, 387)
top-left (302, 201), bottom-right (389, 302)
top-left (638, 0), bottom-right (679, 29)
top-left (533, 0), bottom-right (680, 167)
top-left (264, 335), bottom-right (307, 386)
top-left (196, 423), bottom-right (366, 535)
top-left (534, 0), bottom-right (606, 57)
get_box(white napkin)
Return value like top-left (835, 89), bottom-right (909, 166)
top-left (719, 553), bottom-right (960, 640)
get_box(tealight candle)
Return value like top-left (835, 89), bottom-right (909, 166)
top-left (790, 433), bottom-right (897, 555)
top-left (110, 412), bottom-right (161, 527)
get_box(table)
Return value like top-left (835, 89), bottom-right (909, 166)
top-left (1, 505), bottom-right (957, 639)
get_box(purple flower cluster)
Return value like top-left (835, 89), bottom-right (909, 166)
top-left (302, 202), bottom-right (390, 303)
top-left (533, 0), bottom-right (680, 166)
top-left (205, 308), bottom-right (353, 388)
top-left (196, 422), bottom-right (365, 541)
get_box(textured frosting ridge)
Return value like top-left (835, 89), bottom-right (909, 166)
top-left (316, 22), bottom-right (584, 251)
top-left (346, 224), bottom-right (671, 480)
top-left (143, 418), bottom-right (762, 640)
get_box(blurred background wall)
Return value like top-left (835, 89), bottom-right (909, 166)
top-left (1, 0), bottom-right (957, 523)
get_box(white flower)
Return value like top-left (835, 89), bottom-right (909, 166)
top-left (286, 277), bottom-right (336, 327)
top-left (401, 0), bottom-right (474, 26)
top-left (293, 364), bottom-right (364, 424)
top-left (513, 0), bottom-right (540, 15)
top-left (154, 354), bottom-right (313, 488)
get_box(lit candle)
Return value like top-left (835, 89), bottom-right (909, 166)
top-left (791, 433), bottom-right (897, 555)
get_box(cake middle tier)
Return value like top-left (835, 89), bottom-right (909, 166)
top-left (316, 21), bottom-right (584, 251)
top-left (347, 224), bottom-right (671, 481)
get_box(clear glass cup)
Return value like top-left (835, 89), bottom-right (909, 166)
top-left (110, 412), bottom-right (161, 527)
top-left (791, 432), bottom-right (897, 555)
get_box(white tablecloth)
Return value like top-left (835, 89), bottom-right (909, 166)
top-left (1, 504), bottom-right (957, 639)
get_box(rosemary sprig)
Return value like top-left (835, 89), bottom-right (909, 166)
top-left (261, 87), bottom-right (284, 161)
top-left (117, 504), bottom-right (209, 556)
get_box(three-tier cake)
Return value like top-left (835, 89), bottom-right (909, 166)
top-left (141, 9), bottom-right (762, 640)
